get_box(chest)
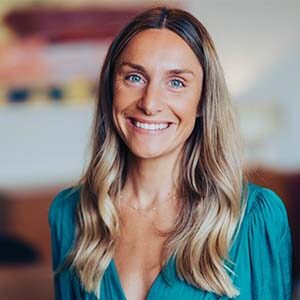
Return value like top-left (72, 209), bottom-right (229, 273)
top-left (113, 209), bottom-right (176, 300)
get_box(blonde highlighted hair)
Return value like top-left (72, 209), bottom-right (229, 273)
top-left (61, 6), bottom-right (247, 299)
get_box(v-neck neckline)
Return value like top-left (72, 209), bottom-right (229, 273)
top-left (110, 258), bottom-right (172, 300)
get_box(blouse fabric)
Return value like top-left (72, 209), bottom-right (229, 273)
top-left (48, 183), bottom-right (292, 299)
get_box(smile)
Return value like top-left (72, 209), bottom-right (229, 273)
top-left (129, 118), bottom-right (170, 131)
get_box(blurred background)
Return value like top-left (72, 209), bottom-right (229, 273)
top-left (0, 0), bottom-right (299, 299)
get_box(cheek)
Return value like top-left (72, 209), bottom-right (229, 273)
top-left (112, 98), bottom-right (122, 116)
top-left (112, 89), bottom-right (125, 132)
top-left (175, 91), bottom-right (200, 120)
top-left (172, 92), bottom-right (200, 138)
top-left (112, 86), bottom-right (123, 111)
top-left (111, 102), bottom-right (127, 144)
top-left (111, 103), bottom-right (120, 136)
top-left (112, 87), bottom-right (129, 121)
top-left (113, 86), bottom-right (142, 113)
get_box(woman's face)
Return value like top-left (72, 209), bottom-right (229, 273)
top-left (113, 28), bottom-right (203, 160)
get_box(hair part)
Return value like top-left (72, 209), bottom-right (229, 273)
top-left (60, 6), bottom-right (247, 299)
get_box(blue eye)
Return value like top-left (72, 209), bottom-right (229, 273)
top-left (126, 74), bottom-right (143, 84)
top-left (170, 79), bottom-right (184, 88)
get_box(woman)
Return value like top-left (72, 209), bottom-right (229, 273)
top-left (49, 7), bottom-right (292, 300)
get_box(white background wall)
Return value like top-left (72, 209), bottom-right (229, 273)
top-left (1, 0), bottom-right (299, 188)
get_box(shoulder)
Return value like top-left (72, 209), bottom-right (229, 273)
top-left (48, 186), bottom-right (81, 237)
top-left (231, 183), bottom-right (293, 297)
top-left (243, 182), bottom-right (290, 241)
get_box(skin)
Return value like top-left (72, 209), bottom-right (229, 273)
top-left (112, 28), bottom-right (203, 300)
top-left (113, 27), bottom-right (203, 208)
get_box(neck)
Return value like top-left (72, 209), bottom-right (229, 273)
top-left (122, 152), bottom-right (181, 207)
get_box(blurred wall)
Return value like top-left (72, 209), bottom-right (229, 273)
top-left (188, 0), bottom-right (300, 170)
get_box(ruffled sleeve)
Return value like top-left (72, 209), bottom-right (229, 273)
top-left (48, 187), bottom-right (84, 300)
top-left (242, 185), bottom-right (292, 299)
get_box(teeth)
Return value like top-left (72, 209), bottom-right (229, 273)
top-left (134, 120), bottom-right (169, 130)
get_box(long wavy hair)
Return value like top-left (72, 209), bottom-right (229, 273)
top-left (62, 6), bottom-right (247, 299)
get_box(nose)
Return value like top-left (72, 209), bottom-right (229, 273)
top-left (137, 81), bottom-right (164, 115)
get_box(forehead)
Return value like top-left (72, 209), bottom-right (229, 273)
top-left (116, 28), bottom-right (202, 74)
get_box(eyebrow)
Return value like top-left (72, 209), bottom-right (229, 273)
top-left (118, 62), bottom-right (195, 77)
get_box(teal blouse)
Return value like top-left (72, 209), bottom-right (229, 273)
top-left (48, 183), bottom-right (292, 299)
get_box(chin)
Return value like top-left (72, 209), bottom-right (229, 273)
top-left (128, 147), bottom-right (167, 160)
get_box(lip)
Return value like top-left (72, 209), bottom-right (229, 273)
top-left (126, 117), bottom-right (173, 135)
